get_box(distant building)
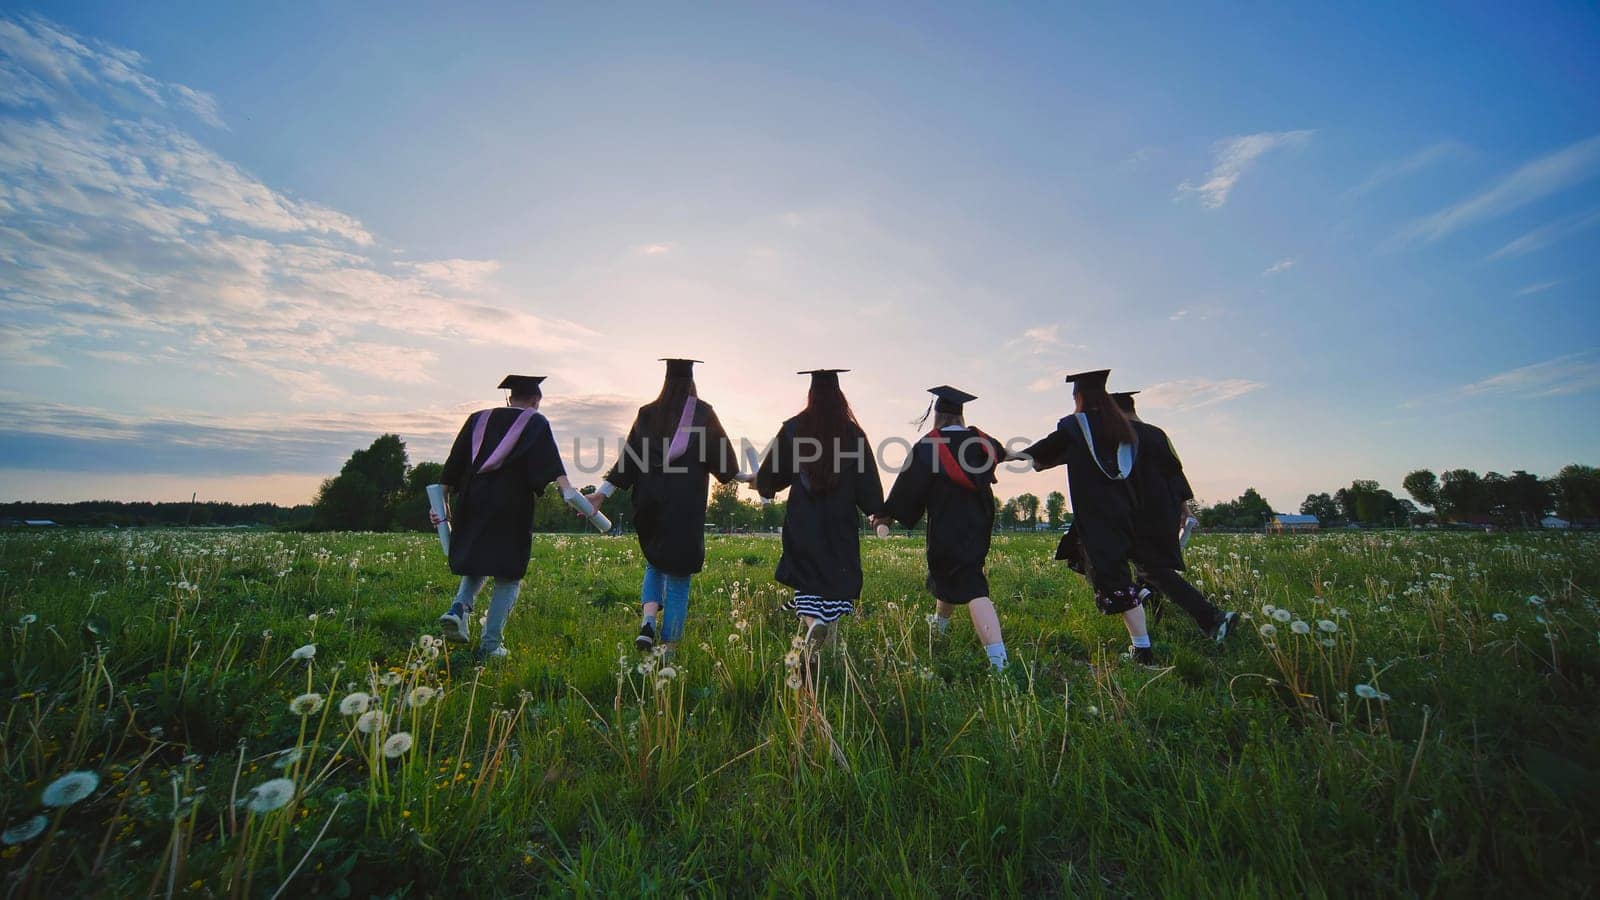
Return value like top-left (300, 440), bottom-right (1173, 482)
top-left (1541, 516), bottom-right (1570, 530)
top-left (23, 519), bottom-right (59, 527)
top-left (1268, 514), bottom-right (1319, 534)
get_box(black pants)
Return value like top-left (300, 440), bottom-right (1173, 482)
top-left (1137, 567), bottom-right (1221, 632)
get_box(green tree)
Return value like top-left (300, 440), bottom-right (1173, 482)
top-left (312, 434), bottom-right (410, 531)
top-left (1014, 492), bottom-right (1040, 528)
top-left (1045, 491), bottom-right (1066, 528)
top-left (1402, 470), bottom-right (1440, 512)
top-left (1439, 469), bottom-right (1486, 521)
top-left (1299, 492), bottom-right (1339, 522)
top-left (1197, 487), bottom-right (1273, 528)
top-left (1552, 464), bottom-right (1600, 521)
top-left (706, 482), bottom-right (745, 532)
top-left (997, 498), bottom-right (1020, 531)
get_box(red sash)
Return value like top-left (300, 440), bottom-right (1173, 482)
top-left (927, 428), bottom-right (996, 492)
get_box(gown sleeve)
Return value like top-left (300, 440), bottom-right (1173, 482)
top-left (604, 411), bottom-right (646, 491)
top-left (855, 430), bottom-right (886, 517)
top-left (1019, 421), bottom-right (1075, 472)
top-left (702, 405), bottom-right (741, 484)
top-left (523, 415), bottom-right (567, 490)
top-left (882, 441), bottom-right (932, 528)
top-left (754, 427), bottom-right (791, 498)
top-left (441, 416), bottom-right (475, 488)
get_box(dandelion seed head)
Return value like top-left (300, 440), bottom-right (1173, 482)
top-left (19, 614), bottom-right (37, 626)
top-left (356, 710), bottom-right (387, 734)
top-left (1258, 623), bottom-right (1278, 639)
top-left (657, 666), bottom-right (678, 680)
top-left (1317, 620), bottom-right (1338, 633)
top-left (289, 693), bottom-right (324, 716)
top-left (1354, 684), bottom-right (1380, 700)
top-left (3, 815), bottom-right (48, 845)
top-left (244, 777), bottom-right (295, 813)
top-left (1272, 609), bottom-right (1293, 623)
top-left (1291, 620), bottom-right (1311, 635)
top-left (338, 692), bottom-right (371, 716)
top-left (41, 770), bottom-right (99, 807)
top-left (1492, 612), bottom-right (1509, 623)
top-left (273, 748), bottom-right (303, 769)
top-left (785, 673), bottom-right (802, 690)
top-left (383, 732), bottom-right (414, 758)
top-left (406, 686), bottom-right (438, 708)
top-left (291, 644), bottom-right (316, 661)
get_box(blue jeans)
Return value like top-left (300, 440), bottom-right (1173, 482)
top-left (453, 576), bottom-right (522, 652)
top-left (641, 564), bottom-right (692, 643)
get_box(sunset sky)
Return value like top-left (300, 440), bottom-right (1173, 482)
top-left (2, 3), bottom-right (1597, 512)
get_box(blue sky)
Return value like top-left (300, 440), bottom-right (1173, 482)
top-left (1, 1), bottom-right (1597, 510)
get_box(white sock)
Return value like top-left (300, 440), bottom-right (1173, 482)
top-left (984, 641), bottom-right (1007, 669)
top-left (642, 614), bottom-right (654, 627)
top-left (933, 615), bottom-right (950, 635)
top-left (1131, 634), bottom-right (1152, 649)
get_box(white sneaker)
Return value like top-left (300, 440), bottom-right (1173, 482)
top-left (477, 645), bottom-right (508, 661)
top-left (438, 603), bottom-right (470, 644)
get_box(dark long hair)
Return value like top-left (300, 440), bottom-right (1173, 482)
top-left (794, 378), bottom-right (862, 492)
top-left (642, 374), bottom-right (698, 441)
top-left (1076, 385), bottom-right (1137, 448)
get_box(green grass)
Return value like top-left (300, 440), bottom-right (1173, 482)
top-left (2, 529), bottom-right (1598, 897)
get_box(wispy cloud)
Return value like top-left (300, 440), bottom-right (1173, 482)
top-left (1262, 258), bottom-right (1296, 276)
top-left (0, 393), bottom-right (638, 475)
top-left (1177, 130), bottom-right (1314, 209)
top-left (1008, 324), bottom-right (1083, 356)
top-left (0, 13), bottom-right (594, 398)
top-left (1515, 280), bottom-right (1562, 297)
top-left (1486, 207), bottom-right (1600, 260)
top-left (636, 242), bottom-right (675, 256)
top-left (1455, 350), bottom-right (1600, 399)
top-left (1140, 378), bottom-right (1265, 410)
top-left (1348, 140), bottom-right (1472, 197)
top-left (1400, 134), bottom-right (1600, 244)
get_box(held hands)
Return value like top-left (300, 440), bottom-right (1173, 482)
top-left (869, 514), bottom-right (894, 530)
top-left (429, 510), bottom-right (446, 527)
top-left (734, 471), bottom-right (757, 484)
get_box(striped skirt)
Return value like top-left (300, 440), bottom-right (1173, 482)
top-left (786, 594), bottom-right (855, 623)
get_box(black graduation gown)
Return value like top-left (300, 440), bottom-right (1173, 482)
top-left (1020, 412), bottom-right (1138, 593)
top-left (604, 399), bottom-right (739, 576)
top-left (1129, 420), bottom-right (1192, 572)
top-left (883, 426), bottom-right (1005, 604)
top-left (755, 418), bottom-right (885, 599)
top-left (441, 407), bottom-right (566, 580)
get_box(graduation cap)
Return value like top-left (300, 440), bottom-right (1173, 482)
top-left (659, 358), bottom-right (703, 378)
top-left (1111, 390), bottom-right (1140, 413)
top-left (929, 385), bottom-right (977, 414)
top-left (1064, 369), bottom-right (1111, 392)
top-left (498, 374), bottom-right (546, 395)
top-left (798, 368), bottom-right (849, 388)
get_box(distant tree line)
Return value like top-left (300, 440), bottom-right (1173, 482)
top-left (1, 500), bottom-right (312, 529)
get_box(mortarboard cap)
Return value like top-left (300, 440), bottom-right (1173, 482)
top-left (928, 385), bottom-right (977, 414)
top-left (659, 358), bottom-right (703, 378)
top-left (798, 368), bottom-right (849, 388)
top-left (498, 374), bottom-right (546, 394)
top-left (1064, 369), bottom-right (1111, 392)
top-left (1111, 390), bottom-right (1140, 413)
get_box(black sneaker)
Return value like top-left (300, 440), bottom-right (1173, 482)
top-left (635, 620), bottom-right (656, 652)
top-left (1210, 611), bottom-right (1240, 645)
top-left (1129, 644), bottom-right (1156, 667)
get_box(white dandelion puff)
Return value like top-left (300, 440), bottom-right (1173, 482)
top-left (1320, 638), bottom-right (1336, 648)
top-left (272, 748), bottom-right (303, 769)
top-left (2, 815), bottom-right (48, 845)
top-left (785, 673), bottom-right (802, 690)
top-left (244, 777), bottom-right (295, 813)
top-left (657, 666), bottom-right (678, 680)
top-left (1272, 609), bottom-right (1293, 623)
top-left (289, 693), bottom-right (324, 716)
top-left (1291, 620), bottom-right (1311, 635)
top-left (381, 671), bottom-right (402, 687)
top-left (418, 634), bottom-right (438, 650)
top-left (41, 771), bottom-right (99, 807)
top-left (1492, 612), bottom-right (1509, 623)
top-left (1354, 684), bottom-right (1382, 700)
top-left (406, 686), bottom-right (438, 708)
top-left (291, 644), bottom-right (316, 661)
top-left (1258, 624), bottom-right (1278, 639)
top-left (784, 650), bottom-right (801, 669)
top-left (382, 732), bottom-right (414, 758)
top-left (338, 692), bottom-right (371, 716)
top-left (18, 614), bottom-right (37, 626)
top-left (356, 710), bottom-right (387, 734)
top-left (1317, 620), bottom-right (1338, 633)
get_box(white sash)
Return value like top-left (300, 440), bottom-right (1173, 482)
top-left (1074, 413), bottom-right (1135, 480)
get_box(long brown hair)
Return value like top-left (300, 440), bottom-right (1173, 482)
top-left (794, 377), bottom-right (862, 492)
top-left (642, 374), bottom-right (698, 441)
top-left (1076, 385), bottom-right (1137, 448)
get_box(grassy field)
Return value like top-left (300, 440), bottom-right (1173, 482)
top-left (1, 529), bottom-right (1597, 897)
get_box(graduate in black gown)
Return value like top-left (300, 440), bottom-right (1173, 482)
top-left (433, 375), bottom-right (572, 660)
top-left (589, 359), bottom-right (745, 656)
top-left (1115, 391), bottom-right (1239, 642)
top-left (1017, 369), bottom-right (1157, 665)
top-left (876, 386), bottom-right (1012, 671)
top-left (754, 369), bottom-right (885, 646)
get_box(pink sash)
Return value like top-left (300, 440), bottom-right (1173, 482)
top-left (665, 397), bottom-right (698, 463)
top-left (470, 408), bottom-right (538, 474)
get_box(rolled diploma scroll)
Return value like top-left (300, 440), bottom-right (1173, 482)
top-left (1179, 515), bottom-right (1199, 550)
top-left (563, 489), bottom-right (613, 533)
top-left (425, 484), bottom-right (451, 555)
top-left (744, 446), bottom-right (771, 506)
